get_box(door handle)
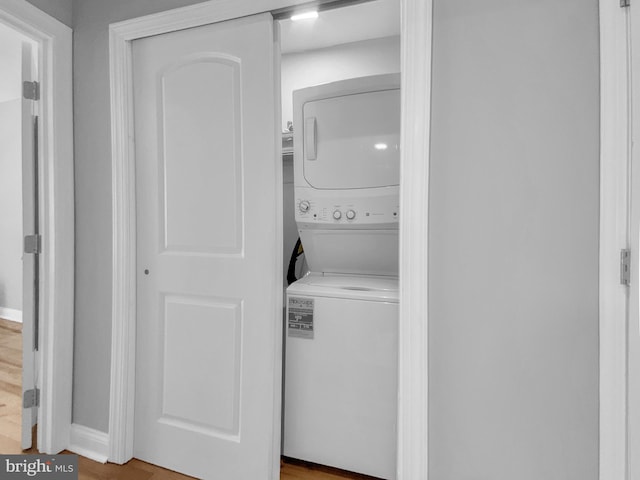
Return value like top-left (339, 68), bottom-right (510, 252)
top-left (305, 117), bottom-right (317, 160)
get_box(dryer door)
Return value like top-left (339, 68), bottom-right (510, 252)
top-left (302, 88), bottom-right (400, 189)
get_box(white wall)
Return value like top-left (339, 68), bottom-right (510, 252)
top-left (0, 99), bottom-right (23, 316)
top-left (281, 36), bottom-right (400, 283)
top-left (0, 24), bottom-right (22, 103)
top-left (0, 22), bottom-right (24, 319)
top-left (428, 0), bottom-right (600, 478)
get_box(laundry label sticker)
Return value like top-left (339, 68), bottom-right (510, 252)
top-left (288, 297), bottom-right (314, 339)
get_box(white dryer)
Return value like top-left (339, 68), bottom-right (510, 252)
top-left (284, 273), bottom-right (398, 480)
top-left (292, 73), bottom-right (401, 276)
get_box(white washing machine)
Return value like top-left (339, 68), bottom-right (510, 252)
top-left (284, 272), bottom-right (398, 480)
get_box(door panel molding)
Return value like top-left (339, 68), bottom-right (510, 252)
top-left (0, 0), bottom-right (74, 455)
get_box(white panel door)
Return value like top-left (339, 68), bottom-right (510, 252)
top-left (133, 14), bottom-right (279, 479)
top-left (21, 41), bottom-right (38, 451)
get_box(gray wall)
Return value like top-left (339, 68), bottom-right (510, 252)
top-left (25, 0), bottom-right (72, 27)
top-left (428, 0), bottom-right (600, 479)
top-left (71, 0), bottom-right (218, 435)
top-left (0, 99), bottom-right (23, 313)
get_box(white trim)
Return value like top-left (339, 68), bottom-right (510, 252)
top-left (68, 424), bottom-right (109, 464)
top-left (599, 1), bottom-right (630, 479)
top-left (0, 0), bottom-right (74, 455)
top-left (270, 21), bottom-right (284, 480)
top-left (397, 0), bottom-right (430, 479)
top-left (108, 0), bottom-right (350, 43)
top-left (108, 0), bottom-right (412, 467)
top-left (626, 0), bottom-right (640, 477)
top-left (0, 307), bottom-right (23, 323)
top-left (108, 14), bottom-right (136, 463)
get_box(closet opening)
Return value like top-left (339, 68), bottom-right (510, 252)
top-left (276, 2), bottom-right (400, 478)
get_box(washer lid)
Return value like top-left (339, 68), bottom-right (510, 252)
top-left (287, 273), bottom-right (398, 302)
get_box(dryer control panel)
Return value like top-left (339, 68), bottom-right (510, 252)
top-left (294, 188), bottom-right (399, 227)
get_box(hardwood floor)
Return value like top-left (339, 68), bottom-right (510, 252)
top-left (0, 318), bottom-right (374, 479)
top-left (0, 317), bottom-right (23, 456)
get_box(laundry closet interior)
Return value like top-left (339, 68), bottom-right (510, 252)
top-left (277, 0), bottom-right (400, 478)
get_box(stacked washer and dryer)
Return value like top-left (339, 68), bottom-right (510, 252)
top-left (283, 73), bottom-right (400, 480)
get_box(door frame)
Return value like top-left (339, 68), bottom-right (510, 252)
top-left (0, 0), bottom-right (74, 455)
top-left (600, 1), bottom-right (631, 479)
top-left (109, 0), bottom-right (625, 478)
top-left (623, 0), bottom-right (640, 477)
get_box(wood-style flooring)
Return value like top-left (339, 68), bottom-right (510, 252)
top-left (0, 317), bottom-right (23, 455)
top-left (0, 318), bottom-right (375, 479)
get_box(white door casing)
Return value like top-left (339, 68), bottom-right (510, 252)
top-left (132, 13), bottom-right (279, 479)
top-left (21, 40), bottom-right (38, 451)
top-left (627, 1), bottom-right (640, 478)
top-left (0, 0), bottom-right (74, 455)
top-left (599, 1), bottom-right (630, 479)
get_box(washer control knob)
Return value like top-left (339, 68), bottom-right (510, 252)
top-left (299, 200), bottom-right (310, 213)
top-left (333, 210), bottom-right (342, 220)
top-left (346, 209), bottom-right (356, 220)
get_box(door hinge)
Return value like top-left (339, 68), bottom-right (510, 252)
top-left (23, 388), bottom-right (40, 408)
top-left (22, 81), bottom-right (39, 101)
top-left (24, 234), bottom-right (41, 255)
top-left (621, 0), bottom-right (630, 7)
top-left (621, 249), bottom-right (631, 285)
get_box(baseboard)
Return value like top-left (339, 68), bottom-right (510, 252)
top-left (0, 307), bottom-right (22, 323)
top-left (68, 424), bottom-right (109, 463)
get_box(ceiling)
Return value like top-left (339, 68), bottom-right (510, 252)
top-left (279, 0), bottom-right (400, 55)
